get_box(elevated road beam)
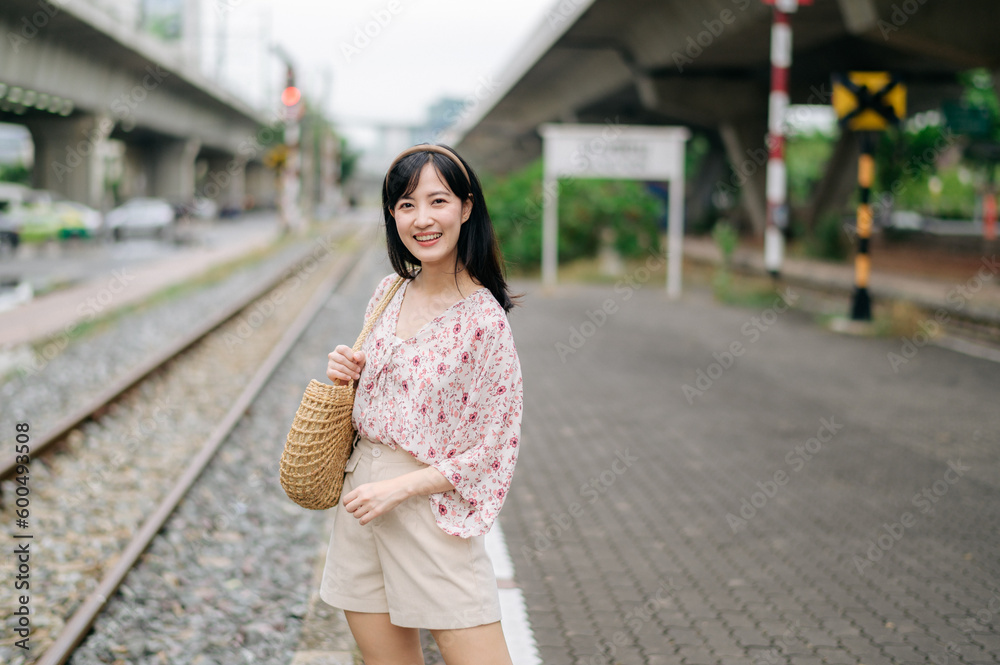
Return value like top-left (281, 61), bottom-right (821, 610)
top-left (0, 0), bottom-right (274, 208)
top-left (0, 0), bottom-right (265, 152)
top-left (454, 0), bottom-right (999, 234)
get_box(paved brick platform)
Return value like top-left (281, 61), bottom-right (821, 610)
top-left (500, 274), bottom-right (998, 665)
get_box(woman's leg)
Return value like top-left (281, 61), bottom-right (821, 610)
top-left (344, 610), bottom-right (424, 665)
top-left (429, 620), bottom-right (514, 665)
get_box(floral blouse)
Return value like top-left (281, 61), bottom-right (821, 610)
top-left (352, 272), bottom-right (523, 538)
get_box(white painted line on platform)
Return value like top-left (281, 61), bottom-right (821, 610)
top-left (499, 588), bottom-right (541, 665)
top-left (487, 522), bottom-right (542, 665)
top-left (486, 518), bottom-right (516, 581)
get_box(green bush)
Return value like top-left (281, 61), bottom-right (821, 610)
top-left (482, 158), bottom-right (663, 272)
top-left (786, 131), bottom-right (835, 206)
top-left (804, 212), bottom-right (852, 261)
top-left (711, 221), bottom-right (738, 266)
top-left (0, 164), bottom-right (31, 186)
top-left (479, 161), bottom-right (546, 272)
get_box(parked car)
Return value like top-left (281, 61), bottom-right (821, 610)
top-left (0, 186), bottom-right (105, 243)
top-left (888, 210), bottom-right (926, 231)
top-left (219, 205), bottom-right (242, 219)
top-left (58, 201), bottom-right (103, 238)
top-left (188, 197), bottom-right (219, 220)
top-left (171, 197), bottom-right (220, 221)
top-left (8, 190), bottom-right (101, 241)
top-left (106, 198), bottom-right (177, 240)
top-left (0, 183), bottom-right (31, 247)
top-left (10, 190), bottom-right (62, 242)
top-left (0, 182), bottom-right (31, 211)
top-left (0, 210), bottom-right (18, 249)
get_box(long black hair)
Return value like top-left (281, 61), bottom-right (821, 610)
top-left (381, 143), bottom-right (522, 313)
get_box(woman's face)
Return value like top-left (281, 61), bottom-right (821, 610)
top-left (392, 161), bottom-right (472, 269)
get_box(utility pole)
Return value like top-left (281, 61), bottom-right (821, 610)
top-left (272, 45), bottom-right (304, 233)
top-left (762, 0), bottom-right (811, 277)
top-left (282, 65), bottom-right (303, 232)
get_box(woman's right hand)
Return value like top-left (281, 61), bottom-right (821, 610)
top-left (327, 345), bottom-right (366, 386)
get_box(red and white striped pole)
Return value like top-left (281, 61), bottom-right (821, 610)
top-left (763, 0), bottom-right (809, 276)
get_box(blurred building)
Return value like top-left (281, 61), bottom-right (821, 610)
top-left (415, 98), bottom-right (466, 145)
top-left (346, 97), bottom-right (470, 207)
top-left (0, 124), bottom-right (32, 167)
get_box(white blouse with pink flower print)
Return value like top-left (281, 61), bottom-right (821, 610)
top-left (351, 272), bottom-right (523, 538)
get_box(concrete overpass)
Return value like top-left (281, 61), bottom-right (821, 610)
top-left (451, 0), bottom-right (1000, 235)
top-left (0, 0), bottom-right (278, 211)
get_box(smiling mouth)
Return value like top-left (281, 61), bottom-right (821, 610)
top-left (414, 233), bottom-right (442, 241)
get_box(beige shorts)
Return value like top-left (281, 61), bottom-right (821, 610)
top-left (319, 436), bottom-right (502, 629)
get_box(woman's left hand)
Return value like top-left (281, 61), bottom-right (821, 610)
top-left (342, 478), bottom-right (409, 525)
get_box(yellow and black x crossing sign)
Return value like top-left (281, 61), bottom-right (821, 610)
top-left (830, 72), bottom-right (907, 320)
top-left (832, 72), bottom-right (907, 131)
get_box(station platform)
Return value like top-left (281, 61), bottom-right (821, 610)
top-left (281, 247), bottom-right (997, 664)
top-left (488, 268), bottom-right (997, 664)
top-left (0, 215), bottom-right (315, 349)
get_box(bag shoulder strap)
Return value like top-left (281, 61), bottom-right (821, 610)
top-left (352, 275), bottom-right (406, 353)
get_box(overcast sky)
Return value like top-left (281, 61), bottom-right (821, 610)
top-left (259, 0), bottom-right (555, 146)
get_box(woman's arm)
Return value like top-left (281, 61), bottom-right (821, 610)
top-left (341, 466), bottom-right (454, 525)
top-left (427, 317), bottom-right (523, 537)
top-left (397, 465), bottom-right (456, 497)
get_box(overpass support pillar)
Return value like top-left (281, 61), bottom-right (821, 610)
top-left (119, 142), bottom-right (148, 200)
top-left (203, 155), bottom-right (247, 213)
top-left (687, 136), bottom-right (729, 231)
top-left (149, 137), bottom-right (201, 204)
top-left (719, 117), bottom-right (769, 238)
top-left (245, 162), bottom-right (277, 210)
top-left (27, 114), bottom-right (113, 209)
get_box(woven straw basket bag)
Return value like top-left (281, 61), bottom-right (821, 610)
top-left (280, 275), bottom-right (406, 510)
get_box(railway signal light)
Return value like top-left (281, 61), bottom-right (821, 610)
top-left (281, 85), bottom-right (301, 107)
top-left (281, 66), bottom-right (301, 107)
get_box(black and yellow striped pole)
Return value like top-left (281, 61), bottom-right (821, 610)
top-left (832, 72), bottom-right (906, 321)
top-left (852, 132), bottom-right (876, 320)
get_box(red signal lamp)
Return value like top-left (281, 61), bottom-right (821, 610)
top-left (281, 86), bottom-right (301, 107)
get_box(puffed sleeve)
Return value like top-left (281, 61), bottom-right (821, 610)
top-left (429, 315), bottom-right (523, 538)
top-left (363, 273), bottom-right (399, 324)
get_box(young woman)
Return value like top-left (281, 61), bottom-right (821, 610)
top-left (320, 144), bottom-right (524, 665)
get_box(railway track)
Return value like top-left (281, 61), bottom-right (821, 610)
top-left (0, 225), bottom-right (376, 664)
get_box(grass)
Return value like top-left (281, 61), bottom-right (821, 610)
top-left (882, 300), bottom-right (932, 337)
top-left (716, 280), bottom-right (789, 309)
